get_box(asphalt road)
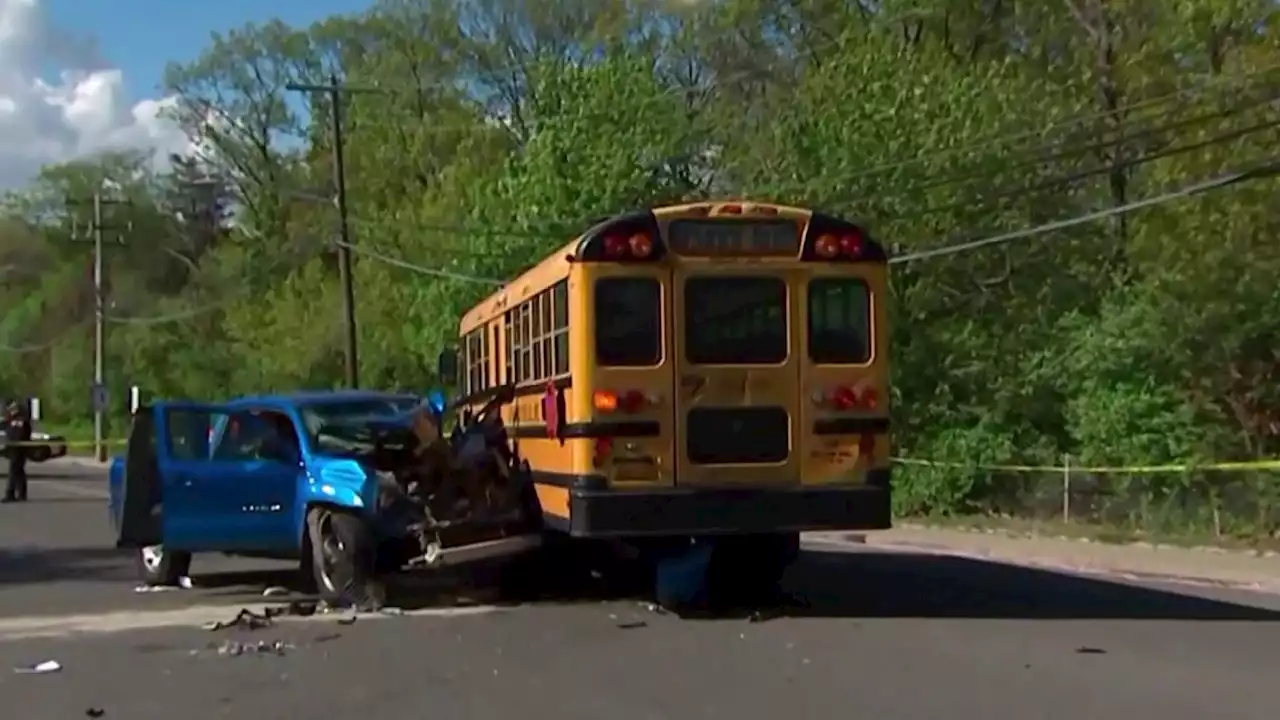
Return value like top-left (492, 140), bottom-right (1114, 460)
top-left (1, 461), bottom-right (1279, 719)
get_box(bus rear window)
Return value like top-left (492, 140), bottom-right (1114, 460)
top-left (809, 278), bottom-right (871, 363)
top-left (595, 277), bottom-right (661, 366)
top-left (685, 276), bottom-right (788, 364)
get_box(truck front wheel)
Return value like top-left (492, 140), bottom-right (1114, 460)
top-left (135, 545), bottom-right (192, 587)
top-left (305, 507), bottom-right (382, 611)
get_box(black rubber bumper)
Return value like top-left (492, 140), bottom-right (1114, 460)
top-left (547, 468), bottom-right (892, 538)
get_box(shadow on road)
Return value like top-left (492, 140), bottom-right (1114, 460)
top-left (0, 546), bottom-right (133, 585)
top-left (780, 549), bottom-right (1280, 621)
top-left (487, 547), bottom-right (1280, 622)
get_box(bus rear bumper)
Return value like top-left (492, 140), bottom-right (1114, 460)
top-left (545, 468), bottom-right (892, 538)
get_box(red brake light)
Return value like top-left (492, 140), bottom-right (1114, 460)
top-left (628, 233), bottom-right (653, 258)
top-left (832, 385), bottom-right (858, 410)
top-left (815, 234), bottom-right (840, 258)
top-left (620, 390), bottom-right (646, 413)
top-left (839, 232), bottom-right (863, 257)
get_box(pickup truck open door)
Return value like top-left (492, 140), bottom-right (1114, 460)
top-left (114, 401), bottom-right (225, 550)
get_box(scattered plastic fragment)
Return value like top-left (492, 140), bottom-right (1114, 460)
top-left (1075, 646), bottom-right (1107, 655)
top-left (14, 660), bottom-right (61, 674)
top-left (262, 586), bottom-right (289, 597)
top-left (133, 576), bottom-right (192, 593)
top-left (85, 708), bottom-right (105, 718)
top-left (616, 620), bottom-right (648, 629)
top-left (202, 608), bottom-right (274, 632)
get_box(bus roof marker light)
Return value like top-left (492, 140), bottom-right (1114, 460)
top-left (628, 233), bottom-right (653, 258)
top-left (815, 234), bottom-right (840, 258)
top-left (603, 235), bottom-right (628, 258)
top-left (839, 232), bottom-right (864, 257)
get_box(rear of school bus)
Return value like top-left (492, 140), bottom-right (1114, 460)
top-left (559, 201), bottom-right (891, 538)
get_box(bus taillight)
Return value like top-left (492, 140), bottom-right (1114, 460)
top-left (832, 385), bottom-right (859, 410)
top-left (823, 385), bottom-right (877, 411)
top-left (593, 389), bottom-right (650, 413)
top-left (593, 390), bottom-right (619, 412)
top-left (815, 234), bottom-right (840, 258)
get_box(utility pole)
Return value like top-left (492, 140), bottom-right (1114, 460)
top-left (285, 73), bottom-right (371, 389)
top-left (70, 191), bottom-right (129, 462)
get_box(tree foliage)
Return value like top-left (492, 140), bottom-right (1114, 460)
top-left (4, 0), bottom-right (1280, 536)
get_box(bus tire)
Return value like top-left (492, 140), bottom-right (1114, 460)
top-left (306, 507), bottom-right (382, 611)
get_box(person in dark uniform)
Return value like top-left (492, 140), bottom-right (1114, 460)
top-left (4, 400), bottom-right (31, 503)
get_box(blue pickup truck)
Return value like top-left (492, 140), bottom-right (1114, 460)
top-left (109, 389), bottom-right (542, 607)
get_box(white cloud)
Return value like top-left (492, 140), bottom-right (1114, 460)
top-left (0, 0), bottom-right (194, 189)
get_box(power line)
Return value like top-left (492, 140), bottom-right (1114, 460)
top-left (808, 61), bottom-right (1280, 192)
top-left (893, 113), bottom-right (1280, 221)
top-left (891, 159), bottom-right (1280, 265)
top-left (105, 246), bottom-right (329, 326)
top-left (867, 89), bottom-right (1280, 205)
top-left (335, 241), bottom-right (504, 285)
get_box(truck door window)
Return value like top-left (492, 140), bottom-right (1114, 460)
top-left (214, 411), bottom-right (298, 463)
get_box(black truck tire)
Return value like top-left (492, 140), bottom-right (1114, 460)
top-left (135, 545), bottom-right (192, 587)
top-left (705, 532), bottom-right (801, 608)
top-left (306, 507), bottom-right (382, 611)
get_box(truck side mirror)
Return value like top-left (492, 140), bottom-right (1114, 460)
top-left (436, 349), bottom-right (458, 385)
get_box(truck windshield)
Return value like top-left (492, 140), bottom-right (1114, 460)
top-left (300, 398), bottom-right (421, 454)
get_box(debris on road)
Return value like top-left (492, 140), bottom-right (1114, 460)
top-left (84, 708), bottom-right (105, 718)
top-left (14, 659), bottom-right (61, 674)
top-left (202, 607), bottom-right (275, 632)
top-left (1075, 646), bottom-right (1107, 655)
top-left (262, 585), bottom-right (289, 597)
top-left (212, 639), bottom-right (292, 657)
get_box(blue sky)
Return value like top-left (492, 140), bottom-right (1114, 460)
top-left (44, 0), bottom-right (373, 98)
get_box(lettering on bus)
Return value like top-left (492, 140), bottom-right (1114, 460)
top-left (667, 219), bottom-right (801, 256)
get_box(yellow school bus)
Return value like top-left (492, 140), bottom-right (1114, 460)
top-left (442, 201), bottom-right (889, 587)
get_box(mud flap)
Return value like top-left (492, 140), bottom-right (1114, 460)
top-left (115, 406), bottom-right (163, 548)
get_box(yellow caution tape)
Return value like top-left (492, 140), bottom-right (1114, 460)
top-left (892, 456), bottom-right (1280, 473)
